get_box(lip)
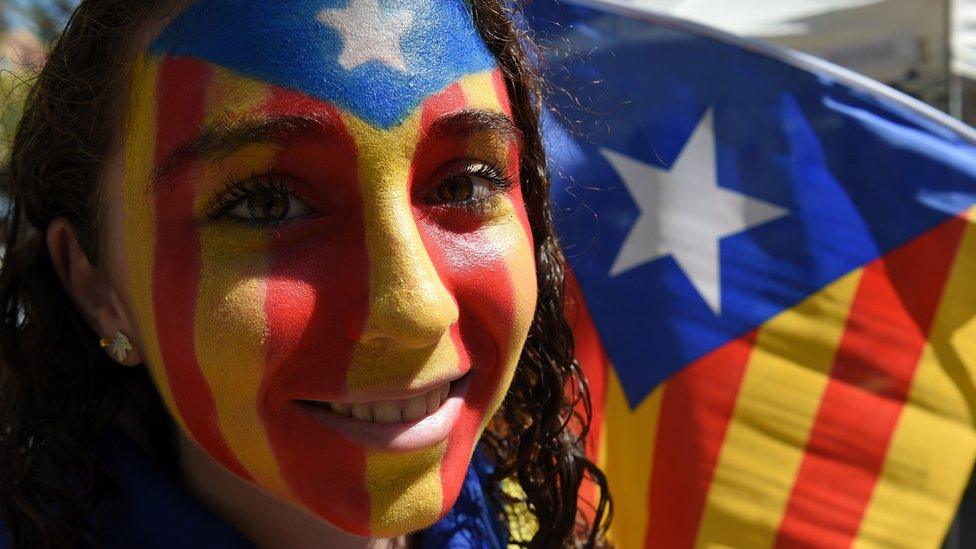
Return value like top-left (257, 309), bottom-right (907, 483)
top-left (295, 372), bottom-right (472, 451)
top-left (293, 370), bottom-right (468, 405)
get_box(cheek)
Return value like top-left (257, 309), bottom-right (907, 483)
top-left (259, 225), bottom-right (374, 533)
top-left (261, 215), bottom-right (370, 401)
top-left (192, 225), bottom-right (294, 495)
top-left (419, 190), bottom-right (537, 512)
top-left (443, 219), bottom-right (536, 378)
top-left (428, 183), bottom-right (537, 401)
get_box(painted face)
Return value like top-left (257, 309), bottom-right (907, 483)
top-left (118, 0), bottom-right (536, 537)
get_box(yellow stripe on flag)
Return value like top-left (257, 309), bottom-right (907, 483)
top-left (694, 269), bottom-right (863, 548)
top-left (854, 209), bottom-right (976, 549)
top-left (604, 367), bottom-right (664, 549)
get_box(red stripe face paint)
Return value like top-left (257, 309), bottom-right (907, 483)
top-left (151, 57), bottom-right (252, 480)
top-left (123, 41), bottom-right (535, 539)
top-left (257, 87), bottom-right (374, 532)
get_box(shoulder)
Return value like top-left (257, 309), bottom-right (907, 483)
top-left (0, 435), bottom-right (252, 548)
top-left (94, 434), bottom-right (255, 548)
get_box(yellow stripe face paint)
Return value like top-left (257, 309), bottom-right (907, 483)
top-left (121, 55), bottom-right (189, 437)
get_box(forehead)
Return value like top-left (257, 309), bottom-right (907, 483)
top-left (148, 0), bottom-right (497, 128)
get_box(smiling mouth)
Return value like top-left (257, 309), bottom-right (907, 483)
top-left (301, 381), bottom-right (453, 424)
top-left (295, 372), bottom-right (472, 451)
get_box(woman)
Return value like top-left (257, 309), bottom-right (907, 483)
top-left (0, 0), bottom-right (610, 546)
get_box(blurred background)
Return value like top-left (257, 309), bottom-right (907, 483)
top-left (0, 0), bottom-right (971, 546)
top-left (0, 0), bottom-right (72, 170)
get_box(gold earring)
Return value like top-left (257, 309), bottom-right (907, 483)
top-left (99, 330), bottom-right (133, 363)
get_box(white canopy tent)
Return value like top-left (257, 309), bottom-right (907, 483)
top-left (954, 0), bottom-right (976, 80)
top-left (590, 0), bottom-right (948, 100)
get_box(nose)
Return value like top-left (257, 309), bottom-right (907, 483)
top-left (358, 192), bottom-right (459, 348)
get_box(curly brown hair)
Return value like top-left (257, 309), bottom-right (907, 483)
top-left (0, 0), bottom-right (612, 547)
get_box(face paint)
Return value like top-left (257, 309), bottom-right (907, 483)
top-left (120, 0), bottom-right (537, 536)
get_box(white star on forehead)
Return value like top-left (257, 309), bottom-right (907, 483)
top-left (318, 0), bottom-right (414, 72)
top-left (602, 109), bottom-right (789, 315)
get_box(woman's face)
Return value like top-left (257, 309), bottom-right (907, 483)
top-left (110, 0), bottom-right (536, 536)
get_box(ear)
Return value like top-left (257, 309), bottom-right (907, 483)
top-left (46, 218), bottom-right (144, 366)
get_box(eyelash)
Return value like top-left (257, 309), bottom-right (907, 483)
top-left (204, 160), bottom-right (515, 226)
top-left (433, 161), bottom-right (516, 214)
top-left (205, 173), bottom-right (304, 227)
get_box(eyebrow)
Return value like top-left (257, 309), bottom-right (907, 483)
top-left (149, 108), bottom-right (520, 190)
top-left (423, 109), bottom-right (521, 147)
top-left (150, 114), bottom-right (332, 190)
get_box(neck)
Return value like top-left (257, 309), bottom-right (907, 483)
top-left (177, 432), bottom-right (409, 549)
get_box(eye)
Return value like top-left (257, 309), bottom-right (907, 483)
top-left (436, 173), bottom-right (494, 204)
top-left (227, 186), bottom-right (311, 223)
top-left (208, 174), bottom-right (315, 226)
top-left (428, 161), bottom-right (513, 207)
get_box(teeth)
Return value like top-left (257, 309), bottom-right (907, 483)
top-left (402, 394), bottom-right (428, 422)
top-left (372, 402), bottom-right (402, 424)
top-left (351, 403), bottom-right (373, 422)
top-left (318, 382), bottom-right (452, 424)
top-left (426, 386), bottom-right (443, 415)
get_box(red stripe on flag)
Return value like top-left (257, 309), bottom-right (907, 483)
top-left (644, 331), bottom-right (757, 549)
top-left (567, 270), bottom-right (608, 462)
top-left (153, 56), bottom-right (251, 479)
top-left (565, 270), bottom-right (609, 517)
top-left (774, 216), bottom-right (967, 548)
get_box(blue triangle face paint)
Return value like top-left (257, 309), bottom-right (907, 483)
top-left (150, 0), bottom-right (497, 129)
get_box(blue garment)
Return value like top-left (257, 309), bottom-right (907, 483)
top-left (0, 435), bottom-right (507, 548)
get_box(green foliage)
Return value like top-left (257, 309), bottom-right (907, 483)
top-left (0, 69), bottom-right (31, 166)
top-left (0, 0), bottom-right (77, 173)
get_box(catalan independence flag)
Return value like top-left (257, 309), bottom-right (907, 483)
top-left (528, 1), bottom-right (976, 547)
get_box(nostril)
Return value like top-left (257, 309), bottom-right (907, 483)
top-left (359, 310), bottom-right (455, 347)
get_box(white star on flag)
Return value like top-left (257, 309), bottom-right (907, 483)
top-left (318, 0), bottom-right (414, 72)
top-left (601, 109), bottom-right (789, 315)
